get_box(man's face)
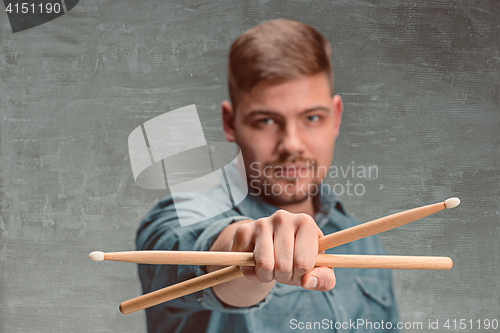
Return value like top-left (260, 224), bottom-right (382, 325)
top-left (222, 73), bottom-right (343, 206)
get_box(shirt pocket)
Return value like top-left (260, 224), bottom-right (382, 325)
top-left (354, 275), bottom-right (393, 323)
top-left (261, 284), bottom-right (311, 319)
top-left (254, 283), bottom-right (330, 327)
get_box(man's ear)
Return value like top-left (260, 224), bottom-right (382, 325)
top-left (222, 101), bottom-right (236, 142)
top-left (332, 95), bottom-right (343, 138)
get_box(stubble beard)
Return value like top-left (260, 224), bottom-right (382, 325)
top-left (248, 175), bottom-right (323, 207)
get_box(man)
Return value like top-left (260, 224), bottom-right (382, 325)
top-left (137, 19), bottom-right (400, 332)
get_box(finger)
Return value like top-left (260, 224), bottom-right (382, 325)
top-left (231, 224), bottom-right (254, 252)
top-left (273, 213), bottom-right (295, 284)
top-left (301, 267), bottom-right (336, 291)
top-left (292, 214), bottom-right (319, 285)
top-left (232, 224), bottom-right (260, 283)
top-left (253, 219), bottom-right (275, 283)
top-left (240, 262), bottom-right (261, 284)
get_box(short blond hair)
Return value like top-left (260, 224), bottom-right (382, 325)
top-left (228, 19), bottom-right (333, 108)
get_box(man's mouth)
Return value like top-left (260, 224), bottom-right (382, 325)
top-left (273, 164), bottom-right (311, 178)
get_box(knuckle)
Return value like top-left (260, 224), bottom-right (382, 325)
top-left (232, 226), bottom-right (253, 251)
top-left (256, 257), bottom-right (274, 272)
top-left (273, 209), bottom-right (288, 218)
top-left (296, 213), bottom-right (314, 226)
top-left (294, 258), bottom-right (314, 275)
top-left (272, 210), bottom-right (288, 225)
top-left (254, 219), bottom-right (268, 233)
top-left (233, 226), bottom-right (249, 242)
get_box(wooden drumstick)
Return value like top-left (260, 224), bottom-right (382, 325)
top-left (319, 197), bottom-right (460, 250)
top-left (120, 266), bottom-right (243, 315)
top-left (90, 250), bottom-right (453, 270)
top-left (117, 255), bottom-right (452, 315)
top-left (90, 250), bottom-right (256, 266)
top-left (117, 197), bottom-right (460, 315)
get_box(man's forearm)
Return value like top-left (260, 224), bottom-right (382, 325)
top-left (206, 219), bottom-right (276, 307)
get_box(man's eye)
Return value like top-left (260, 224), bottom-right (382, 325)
top-left (259, 118), bottom-right (274, 125)
top-left (306, 115), bottom-right (320, 122)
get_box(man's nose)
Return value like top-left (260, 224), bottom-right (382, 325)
top-left (277, 124), bottom-right (305, 157)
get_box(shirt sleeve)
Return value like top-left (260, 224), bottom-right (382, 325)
top-left (135, 195), bottom-right (274, 315)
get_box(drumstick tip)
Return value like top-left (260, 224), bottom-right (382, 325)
top-left (444, 197), bottom-right (460, 209)
top-left (89, 251), bottom-right (104, 261)
top-left (446, 257), bottom-right (454, 270)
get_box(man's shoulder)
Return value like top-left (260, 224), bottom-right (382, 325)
top-left (136, 185), bottom-right (248, 251)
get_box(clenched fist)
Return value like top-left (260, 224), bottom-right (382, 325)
top-left (231, 210), bottom-right (336, 290)
top-left (208, 210), bottom-right (336, 307)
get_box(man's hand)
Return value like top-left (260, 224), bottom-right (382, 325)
top-left (207, 210), bottom-right (336, 307)
top-left (231, 210), bottom-right (336, 290)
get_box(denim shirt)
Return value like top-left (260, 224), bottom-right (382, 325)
top-left (136, 164), bottom-right (400, 333)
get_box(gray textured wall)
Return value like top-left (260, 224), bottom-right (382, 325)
top-left (0, 0), bottom-right (498, 332)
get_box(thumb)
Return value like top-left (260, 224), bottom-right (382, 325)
top-left (301, 267), bottom-right (336, 291)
